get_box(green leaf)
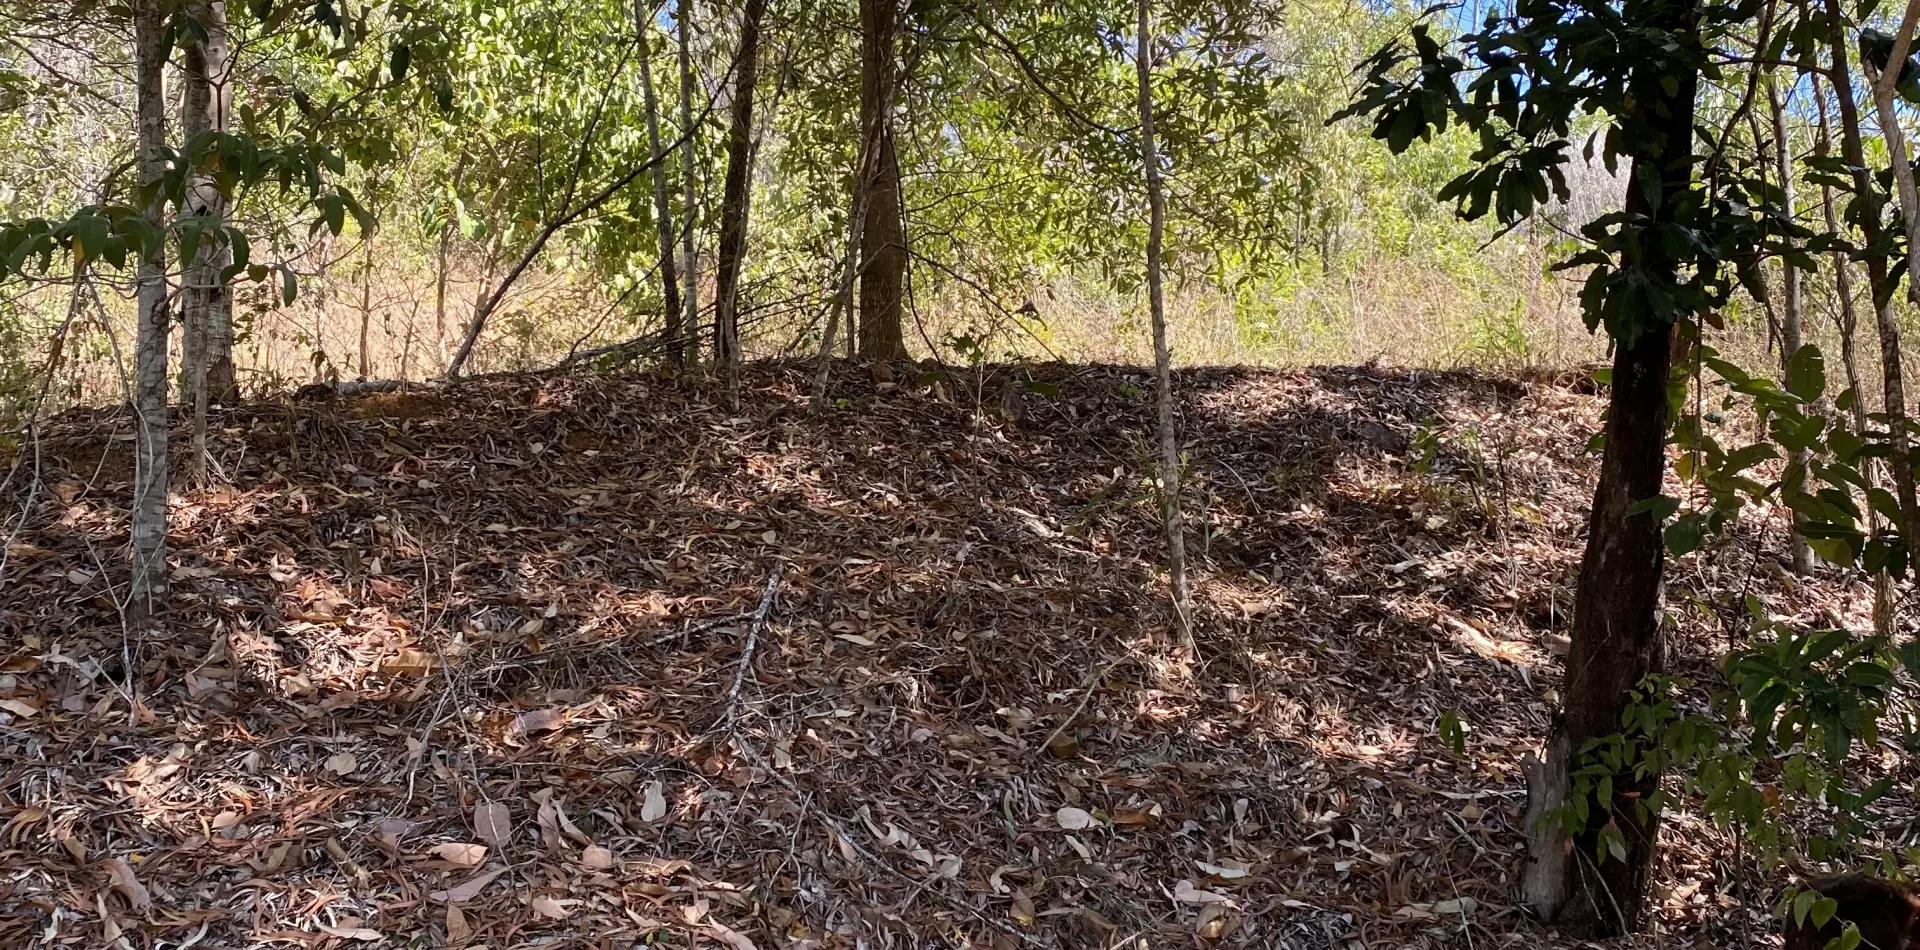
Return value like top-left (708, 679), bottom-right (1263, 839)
top-left (1438, 709), bottom-right (1468, 756)
top-left (1625, 494), bottom-right (1681, 522)
top-left (1787, 344), bottom-right (1826, 401)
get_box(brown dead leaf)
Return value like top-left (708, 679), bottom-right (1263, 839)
top-left (0, 698), bottom-right (39, 718)
top-left (472, 802), bottom-right (511, 848)
top-left (446, 904), bottom-right (471, 945)
top-left (379, 647), bottom-right (441, 676)
top-left (532, 895), bottom-right (581, 919)
top-left (430, 868), bottom-right (506, 903)
top-left (1173, 880), bottom-right (1232, 905)
top-left (1010, 889), bottom-right (1035, 926)
top-left (431, 843), bottom-right (488, 867)
top-left (318, 923), bottom-right (383, 941)
top-left (102, 857), bottom-right (151, 909)
top-left (708, 920), bottom-right (759, 950)
top-left (506, 707), bottom-right (566, 740)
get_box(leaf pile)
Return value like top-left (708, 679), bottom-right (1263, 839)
top-left (0, 361), bottom-right (1893, 948)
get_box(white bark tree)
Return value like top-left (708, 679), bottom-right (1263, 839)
top-left (131, 0), bottom-right (172, 621)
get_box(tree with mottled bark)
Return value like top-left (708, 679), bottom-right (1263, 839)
top-left (182, 0), bottom-right (234, 488)
top-left (130, 0), bottom-right (172, 622)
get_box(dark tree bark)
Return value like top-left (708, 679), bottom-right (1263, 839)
top-left (856, 0), bottom-right (906, 360)
top-left (713, 0), bottom-right (767, 403)
top-left (1520, 0), bottom-right (1696, 936)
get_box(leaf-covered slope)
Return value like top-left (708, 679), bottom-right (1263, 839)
top-left (0, 362), bottom-right (1879, 947)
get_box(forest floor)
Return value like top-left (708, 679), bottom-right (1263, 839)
top-left (0, 360), bottom-right (1894, 949)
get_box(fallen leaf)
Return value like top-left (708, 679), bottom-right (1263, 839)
top-left (446, 905), bottom-right (471, 944)
top-left (0, 699), bottom-right (39, 717)
top-left (581, 845), bottom-right (616, 870)
top-left (531, 895), bottom-right (580, 919)
top-left (1055, 806), bottom-right (1095, 830)
top-left (101, 857), bottom-right (150, 909)
top-left (642, 780), bottom-right (668, 823)
top-left (472, 802), bottom-right (511, 848)
top-left (318, 923), bottom-right (383, 941)
top-left (431, 843), bottom-right (488, 867)
top-left (1173, 880), bottom-right (1232, 905)
top-left (708, 920), bottom-right (759, 950)
top-left (1010, 889), bottom-right (1035, 926)
top-left (325, 752), bottom-right (358, 776)
top-left (507, 707), bottom-right (566, 740)
top-left (1196, 858), bottom-right (1251, 880)
top-left (430, 867), bottom-right (506, 903)
top-left (379, 647), bottom-right (441, 676)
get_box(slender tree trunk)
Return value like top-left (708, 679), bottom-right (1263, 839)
top-left (812, 116), bottom-right (884, 412)
top-left (182, 0), bottom-right (232, 487)
top-left (358, 232), bottom-right (374, 377)
top-left (1135, 0), bottom-right (1191, 649)
top-left (1826, 0), bottom-right (1920, 555)
top-left (1520, 0), bottom-right (1696, 935)
top-left (130, 0), bottom-right (172, 624)
top-left (1762, 77), bottom-right (1812, 573)
top-left (434, 220), bottom-right (452, 365)
top-left (677, 0), bottom-right (701, 370)
top-left (713, 0), bottom-right (766, 406)
top-left (1816, 75), bottom-right (1896, 636)
top-left (193, 2), bottom-right (234, 402)
top-left (433, 152), bottom-right (469, 369)
top-left (636, 6), bottom-right (685, 359)
top-left (856, 0), bottom-right (907, 360)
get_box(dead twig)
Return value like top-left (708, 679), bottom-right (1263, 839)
top-left (722, 565), bottom-right (784, 729)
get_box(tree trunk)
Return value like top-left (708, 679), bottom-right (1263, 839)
top-left (130, 0), bottom-right (172, 624)
top-left (636, 5), bottom-right (684, 360)
top-left (434, 220), bottom-right (452, 367)
top-left (1135, 0), bottom-right (1190, 649)
top-left (856, 0), bottom-right (907, 360)
top-left (182, 0), bottom-right (232, 488)
top-left (712, 0), bottom-right (766, 405)
top-left (1816, 67), bottom-right (1896, 637)
top-left (1765, 76), bottom-right (1812, 573)
top-left (1520, 0), bottom-right (1696, 935)
top-left (1826, 0), bottom-right (1920, 556)
top-left (358, 232), bottom-right (374, 377)
top-left (677, 0), bottom-right (701, 370)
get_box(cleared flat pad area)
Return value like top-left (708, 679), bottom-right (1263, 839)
top-left (0, 362), bottom-right (1887, 948)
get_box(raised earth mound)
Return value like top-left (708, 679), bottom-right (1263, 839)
top-left (0, 361), bottom-right (1895, 948)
